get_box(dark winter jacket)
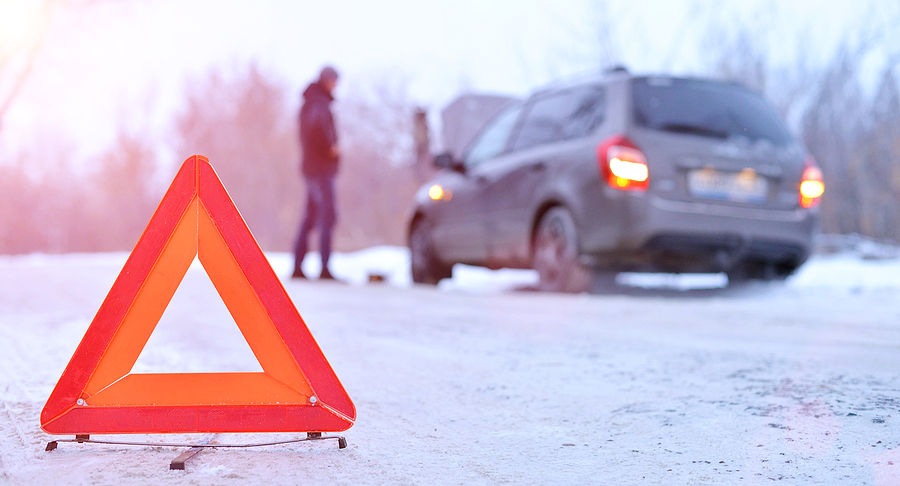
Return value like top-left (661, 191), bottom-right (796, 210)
top-left (299, 82), bottom-right (339, 177)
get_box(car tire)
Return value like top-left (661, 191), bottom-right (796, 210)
top-left (532, 207), bottom-right (593, 293)
top-left (409, 219), bottom-right (452, 285)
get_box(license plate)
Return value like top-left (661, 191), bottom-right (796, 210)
top-left (687, 168), bottom-right (768, 204)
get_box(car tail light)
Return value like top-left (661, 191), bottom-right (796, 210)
top-left (799, 156), bottom-right (824, 208)
top-left (597, 135), bottom-right (649, 191)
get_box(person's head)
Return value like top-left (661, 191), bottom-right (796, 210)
top-left (319, 66), bottom-right (339, 95)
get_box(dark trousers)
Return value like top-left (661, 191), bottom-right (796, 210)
top-left (293, 175), bottom-right (337, 272)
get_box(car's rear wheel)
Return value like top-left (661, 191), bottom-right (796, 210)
top-left (532, 207), bottom-right (593, 293)
top-left (409, 219), bottom-right (452, 285)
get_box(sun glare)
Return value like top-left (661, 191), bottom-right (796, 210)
top-left (0, 2), bottom-right (46, 49)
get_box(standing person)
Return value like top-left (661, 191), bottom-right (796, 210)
top-left (292, 66), bottom-right (340, 280)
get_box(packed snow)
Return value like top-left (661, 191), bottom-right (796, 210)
top-left (1, 247), bottom-right (899, 485)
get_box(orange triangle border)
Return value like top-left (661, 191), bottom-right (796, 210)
top-left (40, 156), bottom-right (355, 434)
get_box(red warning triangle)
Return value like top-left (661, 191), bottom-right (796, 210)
top-left (41, 155), bottom-right (355, 434)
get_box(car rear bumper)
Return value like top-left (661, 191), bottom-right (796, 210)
top-left (582, 195), bottom-right (817, 272)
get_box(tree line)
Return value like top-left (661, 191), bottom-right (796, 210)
top-left (0, 63), bottom-right (427, 254)
top-left (1, 6), bottom-right (899, 254)
top-left (706, 26), bottom-right (900, 242)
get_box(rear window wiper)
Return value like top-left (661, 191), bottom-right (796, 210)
top-left (655, 123), bottom-right (729, 139)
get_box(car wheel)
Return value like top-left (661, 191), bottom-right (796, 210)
top-left (532, 207), bottom-right (592, 293)
top-left (409, 219), bottom-right (451, 285)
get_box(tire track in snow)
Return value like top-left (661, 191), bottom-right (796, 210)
top-left (0, 398), bottom-right (38, 484)
top-left (0, 319), bottom-right (54, 481)
top-left (0, 318), bottom-right (50, 403)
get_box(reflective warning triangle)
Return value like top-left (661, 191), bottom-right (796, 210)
top-left (41, 156), bottom-right (355, 434)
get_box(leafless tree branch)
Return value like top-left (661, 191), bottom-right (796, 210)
top-left (0, 0), bottom-right (115, 133)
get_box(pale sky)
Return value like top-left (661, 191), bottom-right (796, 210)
top-left (0, 0), bottom-right (895, 164)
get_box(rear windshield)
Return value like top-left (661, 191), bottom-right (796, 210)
top-left (632, 77), bottom-right (793, 146)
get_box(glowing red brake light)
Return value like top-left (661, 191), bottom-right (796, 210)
top-left (799, 156), bottom-right (824, 208)
top-left (597, 135), bottom-right (649, 191)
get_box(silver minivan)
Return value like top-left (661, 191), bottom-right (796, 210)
top-left (409, 70), bottom-right (824, 291)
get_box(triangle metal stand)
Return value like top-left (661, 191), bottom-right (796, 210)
top-left (45, 432), bottom-right (348, 470)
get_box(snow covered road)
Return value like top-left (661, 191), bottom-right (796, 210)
top-left (1, 249), bottom-right (899, 485)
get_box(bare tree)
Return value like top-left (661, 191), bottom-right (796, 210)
top-left (856, 67), bottom-right (900, 240)
top-left (706, 27), bottom-right (768, 93)
top-left (0, 1), bottom-right (52, 132)
top-left (89, 130), bottom-right (160, 250)
top-left (332, 73), bottom-right (425, 249)
top-left (174, 62), bottom-right (301, 252)
top-left (0, 123), bottom-right (161, 255)
top-left (0, 0), bottom-right (105, 132)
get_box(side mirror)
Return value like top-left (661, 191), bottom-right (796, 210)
top-left (433, 152), bottom-right (465, 172)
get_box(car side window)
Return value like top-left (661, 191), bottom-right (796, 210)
top-left (464, 103), bottom-right (524, 168)
top-left (511, 86), bottom-right (605, 152)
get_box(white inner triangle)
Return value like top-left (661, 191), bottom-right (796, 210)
top-left (131, 257), bottom-right (265, 373)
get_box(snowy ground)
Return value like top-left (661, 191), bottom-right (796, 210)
top-left (1, 247), bottom-right (900, 485)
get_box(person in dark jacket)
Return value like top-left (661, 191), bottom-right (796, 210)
top-left (292, 66), bottom-right (340, 280)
